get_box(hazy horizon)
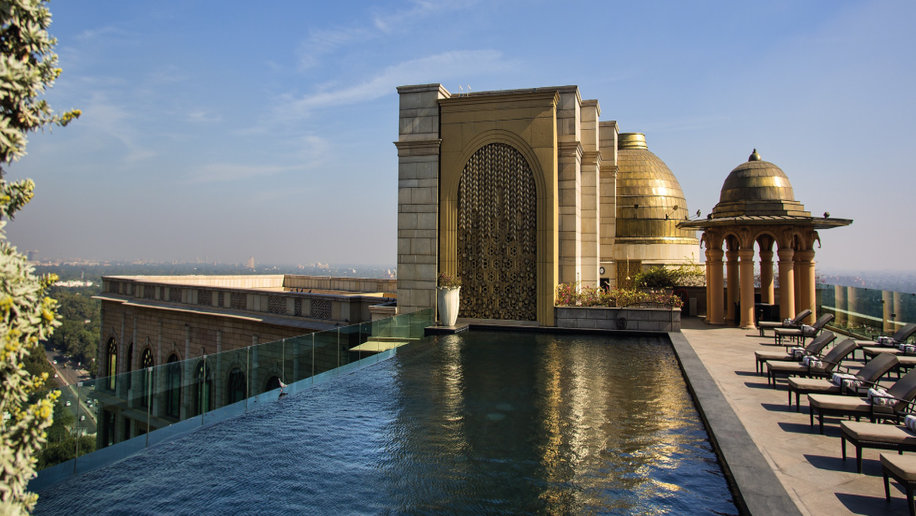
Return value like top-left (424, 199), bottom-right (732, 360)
top-left (5, 0), bottom-right (914, 271)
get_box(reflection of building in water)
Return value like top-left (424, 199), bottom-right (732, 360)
top-left (94, 275), bottom-right (395, 445)
top-left (395, 84), bottom-right (701, 326)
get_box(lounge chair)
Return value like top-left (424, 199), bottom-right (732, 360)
top-left (757, 308), bottom-right (812, 336)
top-left (858, 323), bottom-right (916, 359)
top-left (764, 337), bottom-right (856, 386)
top-left (881, 453), bottom-right (916, 515)
top-left (839, 419), bottom-right (916, 474)
top-left (754, 330), bottom-right (836, 375)
top-left (808, 369), bottom-right (916, 434)
top-left (785, 353), bottom-right (898, 410)
top-left (773, 313), bottom-right (834, 346)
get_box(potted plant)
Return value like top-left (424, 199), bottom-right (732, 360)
top-left (437, 272), bottom-right (461, 326)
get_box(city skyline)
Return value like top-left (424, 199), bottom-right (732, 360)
top-left (5, 0), bottom-right (914, 271)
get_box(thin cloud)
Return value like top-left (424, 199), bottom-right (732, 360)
top-left (186, 134), bottom-right (331, 184)
top-left (287, 50), bottom-right (515, 115)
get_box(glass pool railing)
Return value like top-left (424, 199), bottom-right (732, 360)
top-left (817, 283), bottom-right (916, 340)
top-left (32, 309), bottom-right (433, 489)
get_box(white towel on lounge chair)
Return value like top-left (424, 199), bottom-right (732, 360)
top-left (877, 336), bottom-right (897, 347)
top-left (800, 324), bottom-right (815, 334)
top-left (783, 318), bottom-right (793, 326)
top-left (831, 372), bottom-right (857, 387)
top-left (802, 355), bottom-right (823, 368)
top-left (868, 387), bottom-right (896, 407)
top-left (898, 343), bottom-right (916, 355)
top-left (906, 415), bottom-right (916, 433)
top-left (790, 346), bottom-right (806, 359)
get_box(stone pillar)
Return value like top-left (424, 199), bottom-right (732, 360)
top-left (793, 259), bottom-right (802, 315)
top-left (738, 248), bottom-right (756, 329)
top-left (598, 121), bottom-right (618, 288)
top-left (706, 248), bottom-right (725, 325)
top-left (777, 247), bottom-right (796, 320)
top-left (725, 247), bottom-right (739, 323)
top-left (834, 285), bottom-right (847, 327)
top-left (579, 99), bottom-right (600, 287)
top-left (796, 249), bottom-right (817, 322)
top-left (759, 248), bottom-right (775, 305)
top-left (893, 291), bottom-right (903, 335)
top-left (394, 84), bottom-right (449, 317)
top-left (556, 87), bottom-right (582, 285)
top-left (846, 286), bottom-right (859, 329)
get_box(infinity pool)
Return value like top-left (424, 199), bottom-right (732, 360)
top-left (35, 331), bottom-right (737, 514)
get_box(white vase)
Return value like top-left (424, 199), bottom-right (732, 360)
top-left (437, 287), bottom-right (460, 326)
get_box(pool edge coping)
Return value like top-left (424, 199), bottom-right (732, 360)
top-left (668, 330), bottom-right (802, 516)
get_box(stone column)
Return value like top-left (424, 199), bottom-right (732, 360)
top-left (846, 286), bottom-right (859, 329)
top-left (579, 99), bottom-right (600, 287)
top-left (556, 87), bottom-right (583, 286)
top-left (834, 285), bottom-right (847, 328)
top-left (796, 249), bottom-right (817, 322)
top-left (725, 247), bottom-right (739, 323)
top-left (706, 248), bottom-right (725, 324)
top-left (738, 248), bottom-right (756, 329)
top-left (759, 248), bottom-right (775, 305)
top-left (395, 84), bottom-right (448, 317)
top-left (883, 290), bottom-right (895, 334)
top-left (598, 122), bottom-right (618, 288)
top-left (777, 247), bottom-right (796, 320)
top-left (894, 291), bottom-right (903, 335)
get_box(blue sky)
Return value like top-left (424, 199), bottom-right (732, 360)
top-left (6, 0), bottom-right (914, 272)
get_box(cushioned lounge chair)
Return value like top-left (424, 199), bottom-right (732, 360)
top-left (757, 308), bottom-right (812, 336)
top-left (765, 337), bottom-right (856, 387)
top-left (774, 313), bottom-right (834, 346)
top-left (808, 369), bottom-right (916, 434)
top-left (881, 453), bottom-right (916, 516)
top-left (754, 330), bottom-right (836, 375)
top-left (839, 419), bottom-right (916, 474)
top-left (786, 353), bottom-right (898, 411)
top-left (858, 323), bottom-right (916, 359)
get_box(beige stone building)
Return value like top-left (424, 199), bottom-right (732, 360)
top-left (395, 84), bottom-right (700, 326)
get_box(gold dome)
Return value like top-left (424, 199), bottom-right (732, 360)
top-left (615, 133), bottom-right (698, 243)
top-left (712, 150), bottom-right (811, 218)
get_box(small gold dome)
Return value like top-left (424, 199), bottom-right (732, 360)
top-left (712, 150), bottom-right (811, 218)
top-left (615, 133), bottom-right (698, 243)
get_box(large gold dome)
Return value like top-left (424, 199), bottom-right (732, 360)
top-left (615, 133), bottom-right (697, 243)
top-left (712, 150), bottom-right (811, 218)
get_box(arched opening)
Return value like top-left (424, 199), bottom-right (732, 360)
top-left (166, 354), bottom-right (181, 419)
top-left (106, 338), bottom-right (117, 391)
top-left (139, 348), bottom-right (154, 408)
top-left (457, 142), bottom-right (537, 320)
top-left (193, 360), bottom-right (213, 416)
top-left (227, 367), bottom-right (246, 404)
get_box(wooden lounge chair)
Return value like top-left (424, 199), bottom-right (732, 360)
top-left (757, 308), bottom-right (812, 336)
top-left (773, 313), bottom-right (834, 346)
top-left (839, 419), bottom-right (916, 474)
top-left (754, 330), bottom-right (836, 375)
top-left (786, 353), bottom-right (898, 410)
top-left (808, 369), bottom-right (916, 434)
top-left (764, 337), bottom-right (856, 387)
top-left (881, 452), bottom-right (916, 516)
top-left (858, 323), bottom-right (916, 359)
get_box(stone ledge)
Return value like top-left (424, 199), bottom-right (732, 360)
top-left (555, 306), bottom-right (681, 332)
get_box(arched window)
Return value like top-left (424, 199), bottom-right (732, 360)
top-left (193, 360), bottom-right (213, 416)
top-left (166, 354), bottom-right (181, 419)
top-left (139, 348), bottom-right (154, 408)
top-left (227, 368), bottom-right (246, 404)
top-left (106, 338), bottom-right (117, 391)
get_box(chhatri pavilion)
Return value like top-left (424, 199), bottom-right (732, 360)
top-left (680, 150), bottom-right (852, 329)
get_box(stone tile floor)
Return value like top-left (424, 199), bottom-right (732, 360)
top-left (681, 317), bottom-right (912, 515)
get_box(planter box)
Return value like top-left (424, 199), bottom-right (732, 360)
top-left (554, 306), bottom-right (681, 332)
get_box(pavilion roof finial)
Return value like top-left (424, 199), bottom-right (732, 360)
top-left (749, 148), bottom-right (761, 161)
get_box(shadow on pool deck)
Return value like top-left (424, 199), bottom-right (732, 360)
top-left (677, 316), bottom-right (911, 515)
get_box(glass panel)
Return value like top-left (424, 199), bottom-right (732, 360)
top-left (818, 284), bottom-right (916, 340)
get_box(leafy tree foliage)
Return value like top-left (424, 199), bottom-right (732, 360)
top-left (45, 287), bottom-right (100, 375)
top-left (0, 0), bottom-right (78, 512)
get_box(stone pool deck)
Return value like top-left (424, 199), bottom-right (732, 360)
top-left (677, 317), bottom-right (910, 515)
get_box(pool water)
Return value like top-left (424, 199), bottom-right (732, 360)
top-left (35, 331), bottom-right (737, 514)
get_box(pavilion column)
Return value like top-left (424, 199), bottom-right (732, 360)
top-left (793, 259), bottom-right (802, 314)
top-left (738, 248), bottom-right (756, 329)
top-left (883, 290), bottom-right (895, 334)
top-left (726, 247), bottom-right (739, 323)
top-left (846, 286), bottom-right (859, 328)
top-left (759, 248), bottom-right (774, 304)
top-left (834, 285), bottom-right (847, 328)
top-left (893, 291), bottom-right (903, 333)
top-left (777, 247), bottom-right (795, 320)
top-left (796, 249), bottom-right (816, 322)
top-left (706, 248), bottom-right (724, 324)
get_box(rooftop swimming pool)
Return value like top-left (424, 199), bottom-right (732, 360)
top-left (35, 331), bottom-right (737, 514)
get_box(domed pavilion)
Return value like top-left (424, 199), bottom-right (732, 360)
top-left (679, 150), bottom-right (852, 328)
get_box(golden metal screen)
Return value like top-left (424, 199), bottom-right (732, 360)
top-left (457, 143), bottom-right (537, 320)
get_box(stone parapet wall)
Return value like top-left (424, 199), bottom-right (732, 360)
top-left (555, 306), bottom-right (681, 332)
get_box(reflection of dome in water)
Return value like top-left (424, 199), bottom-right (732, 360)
top-left (712, 149), bottom-right (811, 218)
top-left (615, 133), bottom-right (697, 243)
